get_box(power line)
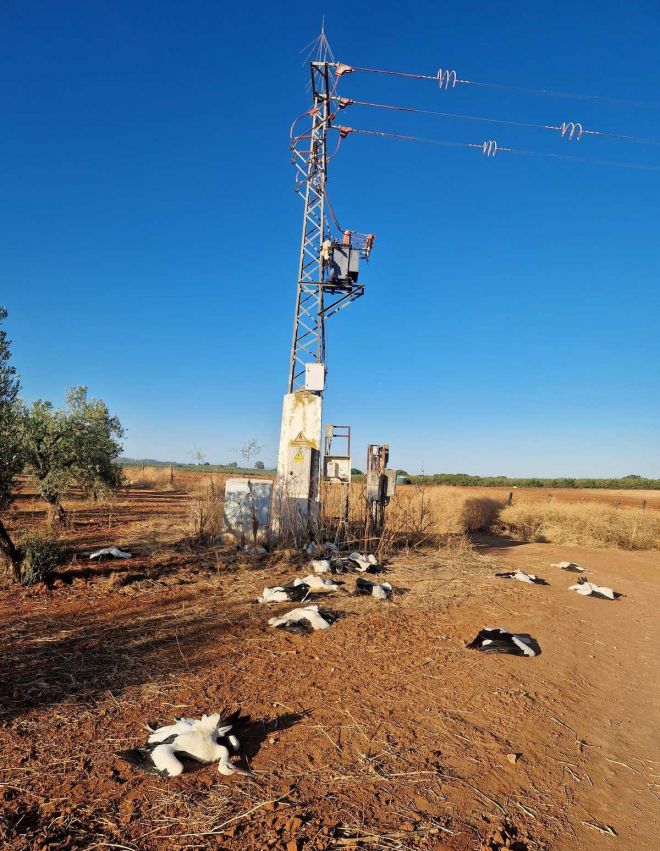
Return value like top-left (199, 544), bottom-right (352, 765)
top-left (332, 95), bottom-right (660, 147)
top-left (331, 124), bottom-right (660, 171)
top-left (336, 62), bottom-right (660, 111)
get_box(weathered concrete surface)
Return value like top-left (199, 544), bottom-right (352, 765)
top-left (272, 391), bottom-right (322, 537)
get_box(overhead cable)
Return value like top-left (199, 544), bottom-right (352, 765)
top-left (332, 96), bottom-right (660, 146)
top-left (331, 125), bottom-right (660, 171)
top-left (335, 63), bottom-right (660, 111)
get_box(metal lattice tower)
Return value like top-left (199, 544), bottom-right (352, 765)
top-left (287, 28), bottom-right (371, 394)
top-left (273, 27), bottom-right (374, 537)
top-left (287, 58), bottom-right (333, 392)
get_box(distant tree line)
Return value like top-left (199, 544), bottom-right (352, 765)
top-left (407, 473), bottom-right (660, 490)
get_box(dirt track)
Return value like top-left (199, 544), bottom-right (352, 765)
top-left (1, 490), bottom-right (658, 851)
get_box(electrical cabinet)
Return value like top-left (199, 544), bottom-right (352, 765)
top-left (384, 469), bottom-right (397, 498)
top-left (285, 444), bottom-right (313, 498)
top-left (223, 477), bottom-right (273, 540)
top-left (305, 362), bottom-right (325, 391)
top-left (323, 455), bottom-right (351, 483)
top-left (366, 470), bottom-right (381, 502)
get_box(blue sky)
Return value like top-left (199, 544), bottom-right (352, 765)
top-left (1, 0), bottom-right (659, 475)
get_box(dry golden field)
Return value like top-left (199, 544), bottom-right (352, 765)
top-left (116, 467), bottom-right (660, 552)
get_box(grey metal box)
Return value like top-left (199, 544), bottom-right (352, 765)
top-left (330, 244), bottom-right (360, 283)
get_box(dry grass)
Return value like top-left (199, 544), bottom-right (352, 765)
top-left (319, 484), bottom-right (504, 553)
top-left (121, 469), bottom-right (660, 553)
top-left (322, 483), bottom-right (659, 552)
top-left (185, 484), bottom-right (225, 546)
top-left (498, 500), bottom-right (660, 550)
top-left (123, 466), bottom-right (174, 490)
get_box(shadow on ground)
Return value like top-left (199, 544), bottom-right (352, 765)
top-left (0, 593), bottom-right (251, 723)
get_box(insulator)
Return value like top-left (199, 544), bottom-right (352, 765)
top-left (560, 121), bottom-right (583, 140)
top-left (437, 68), bottom-right (458, 90)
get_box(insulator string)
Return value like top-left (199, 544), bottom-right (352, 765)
top-left (330, 125), bottom-right (660, 171)
top-left (342, 63), bottom-right (660, 111)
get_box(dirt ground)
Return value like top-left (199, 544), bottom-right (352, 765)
top-left (1, 485), bottom-right (659, 850)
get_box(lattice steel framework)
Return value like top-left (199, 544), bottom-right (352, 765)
top-left (287, 60), bottom-right (332, 393)
top-left (287, 57), bottom-right (368, 393)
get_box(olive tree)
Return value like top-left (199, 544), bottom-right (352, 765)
top-left (0, 308), bottom-right (24, 577)
top-left (22, 386), bottom-right (124, 524)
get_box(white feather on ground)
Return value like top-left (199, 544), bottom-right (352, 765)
top-left (268, 605), bottom-right (332, 631)
top-left (310, 559), bottom-right (331, 574)
top-left (569, 581), bottom-right (616, 600)
top-left (89, 546), bottom-right (132, 560)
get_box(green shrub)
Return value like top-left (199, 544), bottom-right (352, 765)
top-left (19, 534), bottom-right (65, 586)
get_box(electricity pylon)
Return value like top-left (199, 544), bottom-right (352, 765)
top-left (273, 27), bottom-right (373, 538)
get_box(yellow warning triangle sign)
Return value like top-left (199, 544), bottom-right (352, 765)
top-left (290, 430), bottom-right (315, 447)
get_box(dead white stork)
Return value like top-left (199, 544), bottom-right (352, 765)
top-left (257, 585), bottom-right (306, 604)
top-left (117, 710), bottom-right (251, 777)
top-left (550, 561), bottom-right (587, 573)
top-left (257, 575), bottom-right (338, 604)
top-left (467, 627), bottom-right (539, 657)
top-left (569, 579), bottom-right (616, 600)
top-left (268, 605), bottom-right (338, 634)
top-left (354, 577), bottom-right (392, 600)
top-left (496, 570), bottom-right (548, 585)
top-left (293, 574), bottom-right (339, 592)
top-left (348, 552), bottom-right (379, 572)
top-left (89, 546), bottom-right (132, 560)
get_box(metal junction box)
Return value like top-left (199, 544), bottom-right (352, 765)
top-left (384, 469), bottom-right (397, 498)
top-left (305, 362), bottom-right (325, 392)
top-left (323, 455), bottom-right (351, 483)
top-left (366, 470), bottom-right (381, 502)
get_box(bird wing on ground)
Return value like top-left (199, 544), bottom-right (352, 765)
top-left (148, 718), bottom-right (195, 743)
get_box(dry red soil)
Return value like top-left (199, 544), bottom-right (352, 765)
top-left (1, 486), bottom-right (658, 850)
